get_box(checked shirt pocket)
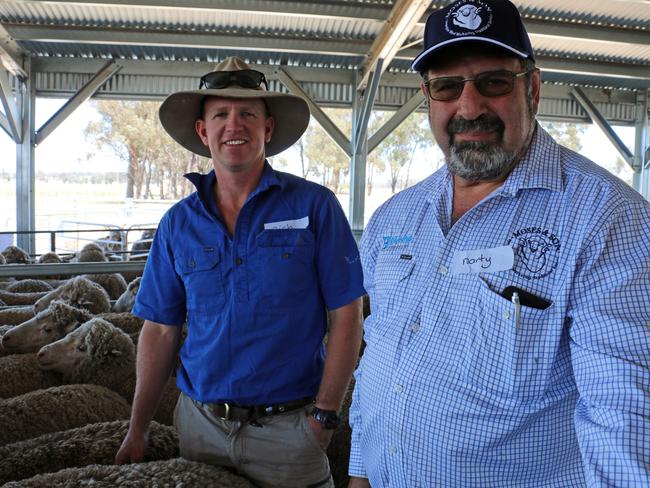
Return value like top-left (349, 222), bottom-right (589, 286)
top-left (461, 277), bottom-right (557, 402)
top-left (372, 248), bottom-right (416, 317)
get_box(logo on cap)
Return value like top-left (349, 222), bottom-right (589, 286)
top-left (446, 0), bottom-right (493, 36)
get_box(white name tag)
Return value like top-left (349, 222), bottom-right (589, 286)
top-left (451, 245), bottom-right (514, 274)
top-left (264, 216), bottom-right (309, 230)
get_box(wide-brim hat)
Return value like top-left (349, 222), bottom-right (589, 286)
top-left (412, 0), bottom-right (535, 73)
top-left (159, 57), bottom-right (310, 158)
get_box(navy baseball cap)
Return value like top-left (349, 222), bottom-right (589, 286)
top-left (412, 0), bottom-right (535, 73)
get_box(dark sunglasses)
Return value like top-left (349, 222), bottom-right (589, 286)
top-left (199, 69), bottom-right (268, 91)
top-left (424, 69), bottom-right (533, 101)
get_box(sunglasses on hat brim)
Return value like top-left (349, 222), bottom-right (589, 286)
top-left (199, 69), bottom-right (269, 91)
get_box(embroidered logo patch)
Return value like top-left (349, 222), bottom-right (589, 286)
top-left (445, 0), bottom-right (493, 36)
top-left (509, 227), bottom-right (560, 279)
top-left (382, 235), bottom-right (413, 250)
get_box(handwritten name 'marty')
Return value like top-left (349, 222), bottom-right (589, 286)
top-left (462, 254), bottom-right (492, 269)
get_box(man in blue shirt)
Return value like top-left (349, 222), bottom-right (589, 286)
top-left (115, 56), bottom-right (365, 488)
top-left (350, 0), bottom-right (650, 486)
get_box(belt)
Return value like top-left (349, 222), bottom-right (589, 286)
top-left (193, 396), bottom-right (314, 423)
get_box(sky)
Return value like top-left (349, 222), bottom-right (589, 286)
top-left (0, 97), bottom-right (638, 182)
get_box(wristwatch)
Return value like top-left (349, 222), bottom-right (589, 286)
top-left (310, 406), bottom-right (341, 430)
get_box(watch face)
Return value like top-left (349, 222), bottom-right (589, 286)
top-left (313, 407), bottom-right (341, 430)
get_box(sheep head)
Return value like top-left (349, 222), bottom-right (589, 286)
top-left (37, 317), bottom-right (136, 387)
top-left (113, 277), bottom-right (141, 313)
top-left (1, 300), bottom-right (93, 353)
top-left (34, 276), bottom-right (110, 314)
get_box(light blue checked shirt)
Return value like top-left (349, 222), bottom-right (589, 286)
top-left (350, 125), bottom-right (650, 487)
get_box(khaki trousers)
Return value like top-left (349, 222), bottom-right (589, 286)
top-left (174, 393), bottom-right (334, 488)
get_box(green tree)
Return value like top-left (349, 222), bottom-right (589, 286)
top-left (372, 111), bottom-right (432, 193)
top-left (541, 122), bottom-right (586, 152)
top-left (84, 100), bottom-right (210, 200)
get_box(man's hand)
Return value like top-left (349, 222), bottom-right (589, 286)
top-left (307, 415), bottom-right (334, 450)
top-left (114, 428), bottom-right (148, 465)
top-left (348, 476), bottom-right (371, 487)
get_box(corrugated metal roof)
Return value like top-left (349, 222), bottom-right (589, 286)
top-left (0, 0), bottom-right (647, 107)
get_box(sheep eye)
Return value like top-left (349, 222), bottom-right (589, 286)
top-left (77, 343), bottom-right (87, 352)
top-left (42, 327), bottom-right (52, 333)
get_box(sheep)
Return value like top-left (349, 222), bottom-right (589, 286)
top-left (97, 310), bottom-right (144, 336)
top-left (0, 458), bottom-right (256, 487)
top-left (0, 384), bottom-right (131, 446)
top-left (1, 245), bottom-right (31, 264)
top-left (38, 317), bottom-right (179, 425)
top-left (5, 278), bottom-right (53, 293)
top-left (0, 288), bottom-right (50, 306)
top-left (75, 244), bottom-right (109, 263)
top-left (0, 353), bottom-right (62, 398)
top-left (129, 229), bottom-right (154, 260)
top-left (1, 300), bottom-right (93, 354)
top-left (37, 251), bottom-right (62, 264)
top-left (33, 275), bottom-right (111, 314)
top-left (85, 272), bottom-right (128, 300)
top-left (0, 305), bottom-right (36, 326)
top-left (0, 420), bottom-right (179, 485)
top-left (0, 252), bottom-right (5, 264)
top-left (112, 276), bottom-right (141, 313)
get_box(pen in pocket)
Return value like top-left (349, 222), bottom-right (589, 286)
top-left (511, 292), bottom-right (521, 329)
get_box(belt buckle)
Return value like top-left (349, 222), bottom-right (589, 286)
top-left (222, 402), bottom-right (231, 420)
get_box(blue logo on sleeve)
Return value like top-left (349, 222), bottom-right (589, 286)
top-left (382, 235), bottom-right (413, 249)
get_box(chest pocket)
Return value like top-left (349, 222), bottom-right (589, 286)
top-left (256, 229), bottom-right (316, 308)
top-left (174, 247), bottom-right (225, 313)
top-left (461, 277), bottom-right (559, 403)
top-left (372, 248), bottom-right (416, 317)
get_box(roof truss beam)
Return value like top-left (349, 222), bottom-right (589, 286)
top-left (34, 59), bottom-right (121, 146)
top-left (0, 64), bottom-right (21, 142)
top-left (0, 23), bottom-right (28, 79)
top-left (357, 0), bottom-right (430, 89)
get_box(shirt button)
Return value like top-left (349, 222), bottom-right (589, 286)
top-left (393, 384), bottom-right (403, 394)
top-left (189, 260), bottom-right (196, 268)
top-left (235, 257), bottom-right (243, 265)
top-left (438, 265), bottom-right (448, 275)
top-left (389, 446), bottom-right (397, 454)
top-left (411, 322), bottom-right (420, 333)
top-left (502, 310), bottom-right (511, 320)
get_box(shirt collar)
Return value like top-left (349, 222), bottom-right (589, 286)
top-left (500, 124), bottom-right (564, 196)
top-left (183, 161), bottom-right (282, 216)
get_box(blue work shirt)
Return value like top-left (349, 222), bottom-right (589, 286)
top-left (351, 126), bottom-right (650, 487)
top-left (134, 163), bottom-right (365, 405)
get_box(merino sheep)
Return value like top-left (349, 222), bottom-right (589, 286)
top-left (0, 353), bottom-right (61, 398)
top-left (129, 229), bottom-right (154, 260)
top-left (0, 420), bottom-right (179, 485)
top-left (1, 300), bottom-right (93, 354)
top-left (1, 245), bottom-right (31, 264)
top-left (0, 384), bottom-right (131, 446)
top-left (38, 317), bottom-right (179, 425)
top-left (0, 288), bottom-right (50, 306)
top-left (33, 275), bottom-right (111, 314)
top-left (75, 245), bottom-right (109, 263)
top-left (37, 252), bottom-right (62, 264)
top-left (1, 458), bottom-right (255, 487)
top-left (0, 305), bottom-right (36, 326)
top-left (5, 279), bottom-right (53, 293)
top-left (85, 272), bottom-right (128, 300)
top-left (113, 276), bottom-right (141, 313)
top-left (97, 311), bottom-right (144, 336)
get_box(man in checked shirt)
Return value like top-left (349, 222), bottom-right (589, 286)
top-left (349, 0), bottom-right (650, 486)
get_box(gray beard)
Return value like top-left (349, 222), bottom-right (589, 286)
top-left (448, 141), bottom-right (517, 182)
